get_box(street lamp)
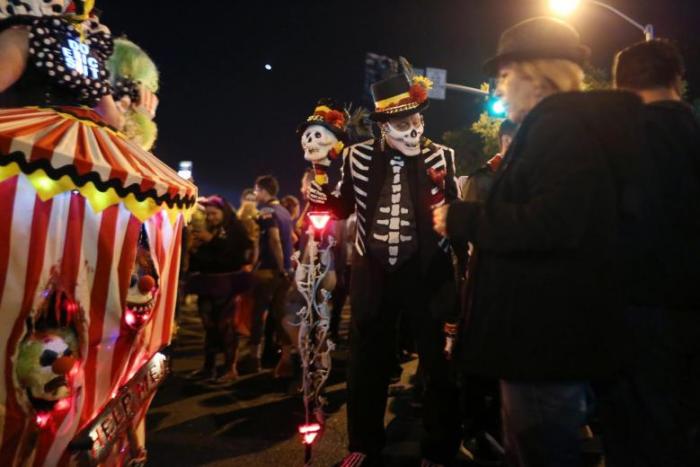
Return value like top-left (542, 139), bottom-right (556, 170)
top-left (549, 0), bottom-right (654, 41)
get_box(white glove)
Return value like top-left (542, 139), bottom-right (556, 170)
top-left (308, 181), bottom-right (328, 204)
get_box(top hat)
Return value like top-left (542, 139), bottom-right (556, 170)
top-left (483, 16), bottom-right (590, 76)
top-left (297, 98), bottom-right (349, 142)
top-left (369, 74), bottom-right (432, 121)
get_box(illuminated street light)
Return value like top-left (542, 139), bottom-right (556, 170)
top-left (549, 0), bottom-right (654, 41)
top-left (177, 160), bottom-right (192, 180)
top-left (550, 0), bottom-right (580, 16)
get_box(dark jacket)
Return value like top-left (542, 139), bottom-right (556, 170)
top-left (447, 91), bottom-right (643, 380)
top-left (630, 101), bottom-right (700, 309)
top-left (189, 220), bottom-right (252, 275)
top-left (326, 137), bottom-right (459, 322)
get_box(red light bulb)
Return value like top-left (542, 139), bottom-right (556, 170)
top-left (307, 212), bottom-right (331, 231)
top-left (36, 412), bottom-right (51, 427)
top-left (298, 423), bottom-right (321, 445)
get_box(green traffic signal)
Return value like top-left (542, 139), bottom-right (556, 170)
top-left (487, 96), bottom-right (507, 118)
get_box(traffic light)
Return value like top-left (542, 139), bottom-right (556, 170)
top-left (486, 78), bottom-right (507, 118)
top-left (487, 96), bottom-right (507, 118)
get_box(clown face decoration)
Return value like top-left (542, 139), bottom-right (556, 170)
top-left (301, 124), bottom-right (339, 166)
top-left (15, 284), bottom-right (84, 412)
top-left (381, 113), bottom-right (425, 156)
top-left (16, 329), bottom-right (78, 404)
top-left (124, 228), bottom-right (159, 330)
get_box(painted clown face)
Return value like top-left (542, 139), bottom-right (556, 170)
top-left (382, 113), bottom-right (425, 156)
top-left (16, 328), bottom-right (78, 403)
top-left (301, 125), bottom-right (338, 165)
top-left (125, 233), bottom-right (159, 329)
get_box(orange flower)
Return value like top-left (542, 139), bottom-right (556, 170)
top-left (325, 110), bottom-right (346, 128)
top-left (409, 83), bottom-right (428, 104)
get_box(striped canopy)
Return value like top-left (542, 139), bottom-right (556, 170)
top-left (0, 107), bottom-right (196, 221)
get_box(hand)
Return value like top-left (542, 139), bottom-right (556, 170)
top-left (308, 181), bottom-right (328, 204)
top-left (194, 229), bottom-right (214, 243)
top-left (433, 205), bottom-right (450, 237)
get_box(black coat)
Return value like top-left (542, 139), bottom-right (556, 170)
top-left (327, 138), bottom-right (459, 322)
top-left (447, 91), bottom-right (643, 380)
top-left (189, 220), bottom-right (252, 275)
top-left (630, 101), bottom-right (700, 309)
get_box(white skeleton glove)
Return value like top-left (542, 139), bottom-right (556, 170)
top-left (308, 181), bottom-right (328, 204)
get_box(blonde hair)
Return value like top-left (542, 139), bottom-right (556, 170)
top-left (237, 202), bottom-right (260, 242)
top-left (513, 59), bottom-right (584, 93)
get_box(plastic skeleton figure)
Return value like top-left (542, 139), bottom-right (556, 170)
top-left (294, 229), bottom-right (336, 425)
top-left (294, 99), bottom-right (351, 463)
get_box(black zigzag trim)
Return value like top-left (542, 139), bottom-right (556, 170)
top-left (0, 151), bottom-right (196, 209)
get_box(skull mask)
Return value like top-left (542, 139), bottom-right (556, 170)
top-left (301, 125), bottom-right (338, 166)
top-left (381, 113), bottom-right (425, 156)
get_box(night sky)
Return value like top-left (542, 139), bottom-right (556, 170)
top-left (101, 0), bottom-right (700, 204)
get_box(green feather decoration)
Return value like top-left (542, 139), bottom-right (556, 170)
top-left (107, 38), bottom-right (159, 93)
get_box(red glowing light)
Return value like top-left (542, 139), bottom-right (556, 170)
top-left (298, 423), bottom-right (321, 445)
top-left (35, 412), bottom-right (51, 427)
top-left (307, 212), bottom-right (331, 231)
top-left (124, 309), bottom-right (137, 327)
top-left (69, 361), bottom-right (80, 378)
top-left (54, 398), bottom-right (71, 411)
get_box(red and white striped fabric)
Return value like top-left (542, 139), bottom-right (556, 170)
top-left (0, 177), bottom-right (184, 466)
top-left (0, 107), bottom-right (195, 203)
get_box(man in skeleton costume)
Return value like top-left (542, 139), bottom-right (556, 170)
top-left (310, 74), bottom-right (461, 467)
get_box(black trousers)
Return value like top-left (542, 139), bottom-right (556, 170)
top-left (346, 258), bottom-right (461, 464)
top-left (198, 295), bottom-right (237, 372)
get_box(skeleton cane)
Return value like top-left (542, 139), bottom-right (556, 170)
top-left (296, 163), bottom-right (335, 465)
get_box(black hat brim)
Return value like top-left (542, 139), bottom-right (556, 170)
top-left (297, 120), bottom-right (347, 143)
top-left (370, 100), bottom-right (429, 122)
top-left (482, 45), bottom-right (591, 76)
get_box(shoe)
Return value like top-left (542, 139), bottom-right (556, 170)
top-left (261, 346), bottom-right (280, 368)
top-left (459, 434), bottom-right (504, 466)
top-left (214, 369), bottom-right (239, 385)
top-left (185, 368), bottom-right (214, 380)
top-left (273, 353), bottom-right (295, 379)
top-left (237, 353), bottom-right (262, 374)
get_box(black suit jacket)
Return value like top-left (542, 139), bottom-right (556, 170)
top-left (326, 137), bottom-right (459, 322)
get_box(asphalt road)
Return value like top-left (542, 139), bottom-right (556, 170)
top-left (145, 302), bottom-right (603, 467)
top-left (145, 302), bottom-right (449, 467)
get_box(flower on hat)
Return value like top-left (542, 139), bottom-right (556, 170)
top-left (412, 75), bottom-right (433, 90)
top-left (329, 140), bottom-right (345, 159)
top-left (409, 75), bottom-right (433, 104)
top-left (325, 110), bottom-right (346, 129)
top-left (409, 83), bottom-right (428, 104)
top-left (310, 106), bottom-right (347, 130)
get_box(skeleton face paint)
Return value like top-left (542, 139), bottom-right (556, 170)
top-left (382, 113), bottom-right (424, 156)
top-left (301, 125), bottom-right (338, 164)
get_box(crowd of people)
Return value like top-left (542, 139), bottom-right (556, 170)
top-left (181, 170), bottom-right (356, 385)
top-left (177, 16), bottom-right (699, 467)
